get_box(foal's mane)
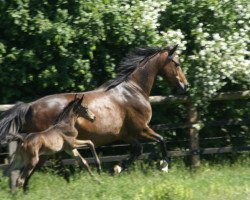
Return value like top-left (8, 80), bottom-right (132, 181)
top-left (100, 47), bottom-right (169, 91)
top-left (54, 99), bottom-right (79, 124)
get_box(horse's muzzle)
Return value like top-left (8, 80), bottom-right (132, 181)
top-left (176, 81), bottom-right (189, 94)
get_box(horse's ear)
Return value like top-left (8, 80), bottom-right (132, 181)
top-left (74, 93), bottom-right (78, 100)
top-left (168, 44), bottom-right (178, 58)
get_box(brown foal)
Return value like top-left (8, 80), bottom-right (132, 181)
top-left (3, 95), bottom-right (101, 189)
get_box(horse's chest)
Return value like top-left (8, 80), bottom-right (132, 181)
top-left (130, 102), bottom-right (152, 121)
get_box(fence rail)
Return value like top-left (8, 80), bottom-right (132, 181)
top-left (149, 90), bottom-right (250, 104)
top-left (1, 145), bottom-right (249, 171)
top-left (0, 91), bottom-right (250, 169)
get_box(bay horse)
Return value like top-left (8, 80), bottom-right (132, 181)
top-left (3, 95), bottom-right (101, 189)
top-left (0, 45), bottom-right (188, 172)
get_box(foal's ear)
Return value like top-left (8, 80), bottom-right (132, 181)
top-left (168, 44), bottom-right (178, 58)
top-left (74, 93), bottom-right (78, 100)
top-left (76, 94), bottom-right (84, 104)
top-left (80, 94), bottom-right (84, 102)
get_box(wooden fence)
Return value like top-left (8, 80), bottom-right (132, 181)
top-left (0, 90), bottom-right (250, 169)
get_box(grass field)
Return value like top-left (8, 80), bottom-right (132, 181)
top-left (0, 156), bottom-right (250, 200)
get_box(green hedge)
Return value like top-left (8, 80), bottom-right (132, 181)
top-left (0, 0), bottom-right (249, 147)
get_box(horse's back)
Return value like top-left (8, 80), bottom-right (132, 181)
top-left (22, 89), bottom-right (142, 147)
top-left (24, 93), bottom-right (75, 132)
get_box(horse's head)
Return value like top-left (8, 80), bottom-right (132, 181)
top-left (159, 45), bottom-right (188, 94)
top-left (73, 94), bottom-right (96, 122)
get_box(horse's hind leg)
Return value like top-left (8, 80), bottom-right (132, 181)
top-left (3, 154), bottom-right (23, 177)
top-left (74, 140), bottom-right (102, 174)
top-left (3, 160), bottom-right (16, 177)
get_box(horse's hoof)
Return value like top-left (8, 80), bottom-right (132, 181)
top-left (160, 160), bottom-right (169, 172)
top-left (113, 164), bottom-right (122, 174)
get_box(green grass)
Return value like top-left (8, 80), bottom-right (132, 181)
top-left (0, 157), bottom-right (250, 200)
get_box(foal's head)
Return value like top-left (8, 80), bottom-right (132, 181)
top-left (72, 95), bottom-right (96, 122)
top-left (159, 45), bottom-right (189, 94)
top-left (54, 95), bottom-right (96, 124)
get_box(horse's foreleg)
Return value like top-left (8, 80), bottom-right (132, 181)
top-left (70, 149), bottom-right (94, 177)
top-left (115, 139), bottom-right (142, 173)
top-left (140, 127), bottom-right (170, 172)
top-left (74, 140), bottom-right (102, 174)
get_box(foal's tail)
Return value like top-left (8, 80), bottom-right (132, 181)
top-left (0, 102), bottom-right (31, 146)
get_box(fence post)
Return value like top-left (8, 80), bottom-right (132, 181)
top-left (8, 141), bottom-right (19, 192)
top-left (187, 102), bottom-right (200, 168)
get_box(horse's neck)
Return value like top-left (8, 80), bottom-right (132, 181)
top-left (129, 59), bottom-right (159, 96)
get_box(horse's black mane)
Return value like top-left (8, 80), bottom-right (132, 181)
top-left (100, 47), bottom-right (169, 91)
top-left (54, 99), bottom-right (79, 124)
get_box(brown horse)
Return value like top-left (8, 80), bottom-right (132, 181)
top-left (0, 45), bottom-right (188, 172)
top-left (3, 95), bottom-right (101, 189)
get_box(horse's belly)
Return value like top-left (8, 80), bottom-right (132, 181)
top-left (77, 131), bottom-right (121, 147)
top-left (77, 117), bottom-right (124, 146)
top-left (56, 92), bottom-right (128, 146)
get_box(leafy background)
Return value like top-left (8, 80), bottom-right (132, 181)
top-left (0, 0), bottom-right (249, 148)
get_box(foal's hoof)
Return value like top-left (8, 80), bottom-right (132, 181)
top-left (113, 164), bottom-right (122, 174)
top-left (16, 178), bottom-right (24, 188)
top-left (159, 160), bottom-right (169, 172)
top-left (97, 167), bottom-right (102, 174)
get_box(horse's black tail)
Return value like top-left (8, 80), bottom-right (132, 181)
top-left (8, 132), bottom-right (26, 142)
top-left (0, 102), bottom-right (31, 146)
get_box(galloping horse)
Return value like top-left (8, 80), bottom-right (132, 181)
top-left (0, 45), bottom-right (188, 171)
top-left (3, 95), bottom-right (101, 189)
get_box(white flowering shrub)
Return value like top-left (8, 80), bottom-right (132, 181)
top-left (159, 0), bottom-right (250, 101)
top-left (157, 0), bottom-right (250, 143)
top-left (190, 23), bottom-right (250, 100)
top-left (156, 29), bottom-right (187, 56)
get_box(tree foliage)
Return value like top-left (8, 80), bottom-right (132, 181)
top-left (0, 0), bottom-right (249, 150)
top-left (0, 0), bottom-right (166, 102)
top-left (0, 0), bottom-right (249, 103)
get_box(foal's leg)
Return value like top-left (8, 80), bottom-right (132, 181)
top-left (16, 153), bottom-right (39, 189)
top-left (22, 155), bottom-right (48, 191)
top-left (69, 149), bottom-right (94, 177)
top-left (74, 140), bottom-right (102, 174)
